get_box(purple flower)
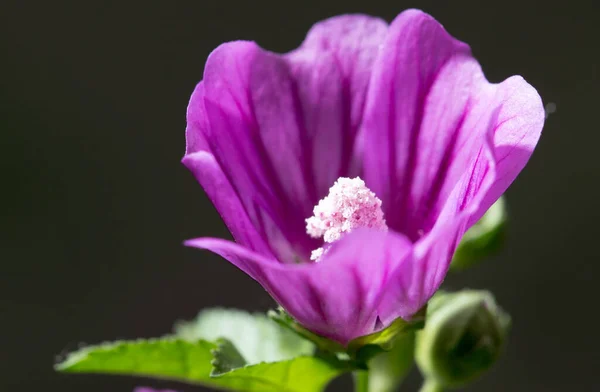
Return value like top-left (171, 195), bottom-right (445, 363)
top-left (183, 9), bottom-right (544, 345)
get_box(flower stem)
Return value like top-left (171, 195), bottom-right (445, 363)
top-left (353, 370), bottom-right (369, 392)
top-left (419, 379), bottom-right (444, 392)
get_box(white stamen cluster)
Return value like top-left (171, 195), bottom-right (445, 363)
top-left (306, 177), bottom-right (387, 261)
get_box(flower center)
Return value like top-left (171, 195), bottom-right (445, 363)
top-left (306, 177), bottom-right (387, 261)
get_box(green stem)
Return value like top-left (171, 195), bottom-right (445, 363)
top-left (419, 379), bottom-right (444, 392)
top-left (353, 370), bottom-right (369, 392)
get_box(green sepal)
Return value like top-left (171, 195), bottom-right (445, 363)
top-left (451, 197), bottom-right (507, 270)
top-left (368, 332), bottom-right (416, 392)
top-left (347, 306), bottom-right (426, 357)
top-left (211, 338), bottom-right (247, 376)
top-left (267, 307), bottom-right (345, 354)
top-left (269, 306), bottom-right (424, 365)
top-left (352, 344), bottom-right (386, 364)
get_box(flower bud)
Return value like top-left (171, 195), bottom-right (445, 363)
top-left (451, 198), bottom-right (507, 270)
top-left (415, 290), bottom-right (510, 388)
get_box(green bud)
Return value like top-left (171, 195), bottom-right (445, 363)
top-left (415, 290), bottom-right (510, 389)
top-left (451, 197), bottom-right (507, 271)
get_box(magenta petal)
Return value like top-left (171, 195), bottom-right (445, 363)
top-left (185, 228), bottom-right (413, 345)
top-left (185, 81), bottom-right (210, 155)
top-left (199, 41), bottom-right (318, 261)
top-left (185, 15), bottom-right (388, 262)
top-left (182, 152), bottom-right (273, 257)
top-left (469, 75), bottom-right (544, 224)
top-left (288, 15), bottom-right (388, 172)
top-left (183, 82), bottom-right (273, 256)
top-left (377, 219), bottom-right (466, 326)
top-left (362, 9), bottom-right (544, 241)
top-left (375, 145), bottom-right (492, 326)
top-left (377, 76), bottom-right (543, 324)
top-left (362, 9), bottom-right (475, 238)
top-left (290, 15), bottom-right (388, 186)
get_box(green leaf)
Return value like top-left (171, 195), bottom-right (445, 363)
top-left (212, 356), bottom-right (350, 392)
top-left (56, 337), bottom-right (350, 392)
top-left (175, 308), bottom-right (314, 364)
top-left (55, 338), bottom-right (221, 385)
top-left (451, 197), bottom-right (507, 270)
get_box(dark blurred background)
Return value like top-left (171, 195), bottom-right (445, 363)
top-left (2, 0), bottom-right (598, 391)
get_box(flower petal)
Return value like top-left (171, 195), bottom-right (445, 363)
top-left (292, 16), bottom-right (388, 186)
top-left (185, 228), bottom-right (413, 345)
top-left (182, 152), bottom-right (273, 257)
top-left (387, 130), bottom-right (499, 324)
top-left (362, 9), bottom-right (543, 241)
top-left (375, 135), bottom-right (496, 326)
top-left (377, 76), bottom-right (543, 324)
top-left (468, 75), bottom-right (544, 225)
top-left (185, 81), bottom-right (209, 155)
top-left (193, 16), bottom-right (389, 262)
top-left (199, 41), bottom-right (317, 262)
top-left (183, 82), bottom-right (272, 256)
top-left (361, 9), bottom-right (476, 239)
top-left (363, 10), bottom-right (543, 241)
top-left (284, 14), bottom-right (388, 195)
